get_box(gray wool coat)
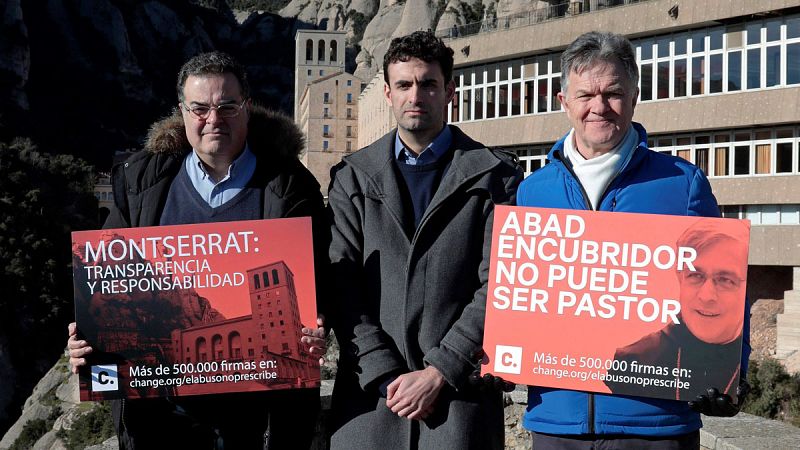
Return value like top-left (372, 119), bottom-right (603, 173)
top-left (327, 125), bottom-right (524, 449)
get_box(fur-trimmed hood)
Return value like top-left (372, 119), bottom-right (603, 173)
top-left (143, 104), bottom-right (305, 160)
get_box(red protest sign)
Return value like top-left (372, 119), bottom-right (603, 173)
top-left (483, 205), bottom-right (749, 401)
top-left (71, 217), bottom-right (319, 401)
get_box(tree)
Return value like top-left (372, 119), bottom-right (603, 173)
top-left (0, 137), bottom-right (98, 432)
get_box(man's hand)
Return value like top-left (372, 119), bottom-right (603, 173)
top-left (301, 315), bottom-right (327, 363)
top-left (67, 322), bottom-right (92, 374)
top-left (386, 366), bottom-right (446, 420)
top-left (469, 348), bottom-right (515, 392)
top-left (689, 380), bottom-right (750, 417)
top-left (468, 371), bottom-right (516, 392)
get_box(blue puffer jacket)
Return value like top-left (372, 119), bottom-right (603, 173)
top-left (517, 123), bottom-right (752, 436)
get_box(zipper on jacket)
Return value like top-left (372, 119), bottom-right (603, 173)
top-left (556, 151), bottom-right (623, 212)
top-left (557, 150), bottom-right (612, 433)
top-left (555, 152), bottom-right (593, 210)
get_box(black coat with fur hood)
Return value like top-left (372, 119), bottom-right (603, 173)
top-left (105, 104), bottom-right (323, 229)
top-left (104, 106), bottom-right (330, 449)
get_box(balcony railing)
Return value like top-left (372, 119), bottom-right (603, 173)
top-left (437, 0), bottom-right (653, 40)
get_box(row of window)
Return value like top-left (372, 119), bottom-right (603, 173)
top-left (253, 269), bottom-right (280, 290)
top-left (323, 107), bottom-right (355, 119)
top-left (450, 55), bottom-right (561, 122)
top-left (449, 14), bottom-right (800, 123)
top-left (322, 125), bottom-right (355, 137)
top-left (512, 127), bottom-right (800, 179)
top-left (304, 39), bottom-right (339, 63)
top-left (721, 204), bottom-right (800, 225)
top-left (649, 128), bottom-right (800, 177)
top-left (323, 92), bottom-right (354, 103)
top-left (322, 140), bottom-right (354, 152)
top-left (635, 17), bottom-right (800, 100)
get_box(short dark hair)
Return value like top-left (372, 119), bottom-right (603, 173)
top-left (383, 31), bottom-right (455, 84)
top-left (176, 51), bottom-right (250, 101)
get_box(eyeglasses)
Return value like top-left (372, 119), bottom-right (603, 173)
top-left (181, 99), bottom-right (247, 119)
top-left (680, 271), bottom-right (744, 292)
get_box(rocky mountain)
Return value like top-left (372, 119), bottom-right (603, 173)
top-left (0, 0), bottom-right (309, 169)
top-left (1, 0), bottom-right (516, 169)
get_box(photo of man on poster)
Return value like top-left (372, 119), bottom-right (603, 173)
top-left (605, 219), bottom-right (750, 403)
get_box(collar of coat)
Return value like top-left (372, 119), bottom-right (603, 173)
top-left (142, 104), bottom-right (304, 161)
top-left (343, 125), bottom-right (513, 197)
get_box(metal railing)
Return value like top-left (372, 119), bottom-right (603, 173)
top-left (437, 0), bottom-right (653, 40)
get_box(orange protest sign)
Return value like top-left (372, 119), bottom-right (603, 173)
top-left (72, 217), bottom-right (319, 401)
top-left (483, 205), bottom-right (749, 401)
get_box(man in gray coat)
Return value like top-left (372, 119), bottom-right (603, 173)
top-left (328, 31), bottom-right (523, 449)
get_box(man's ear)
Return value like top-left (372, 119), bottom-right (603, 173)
top-left (445, 79), bottom-right (455, 104)
top-left (383, 83), bottom-right (393, 106)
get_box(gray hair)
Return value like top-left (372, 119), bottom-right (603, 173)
top-left (560, 31), bottom-right (638, 94)
top-left (176, 51), bottom-right (250, 101)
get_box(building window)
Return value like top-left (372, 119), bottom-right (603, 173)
top-left (323, 124), bottom-right (330, 136)
top-left (262, 272), bottom-right (269, 287)
top-left (649, 126), bottom-right (800, 177)
top-left (272, 269), bottom-right (279, 285)
top-left (323, 140), bottom-right (329, 151)
top-left (724, 204), bottom-right (800, 225)
top-left (510, 145), bottom-right (550, 177)
top-left (347, 141), bottom-right (352, 152)
top-left (253, 274), bottom-right (260, 289)
top-left (319, 69), bottom-right (324, 76)
top-left (330, 40), bottom-right (338, 62)
top-left (346, 126), bottom-right (352, 137)
top-left (318, 39), bottom-right (325, 61)
top-left (346, 93), bottom-right (353, 103)
top-left (347, 79), bottom-right (352, 86)
top-left (634, 16), bottom-right (800, 102)
top-left (305, 39), bottom-right (313, 61)
top-left (307, 69), bottom-right (311, 76)
top-left (323, 92), bottom-right (330, 103)
top-left (346, 108), bottom-right (352, 118)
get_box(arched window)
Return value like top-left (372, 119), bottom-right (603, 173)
top-left (262, 272), bottom-right (270, 287)
top-left (305, 39), bottom-right (313, 61)
top-left (318, 39), bottom-right (325, 61)
top-left (211, 334), bottom-right (223, 360)
top-left (253, 274), bottom-right (260, 290)
top-left (229, 331), bottom-right (242, 359)
top-left (330, 40), bottom-right (338, 62)
top-left (272, 269), bottom-right (279, 285)
top-left (195, 337), bottom-right (207, 362)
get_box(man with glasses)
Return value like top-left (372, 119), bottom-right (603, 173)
top-left (515, 31), bottom-right (750, 449)
top-left (605, 219), bottom-right (749, 405)
top-left (66, 51), bottom-right (329, 449)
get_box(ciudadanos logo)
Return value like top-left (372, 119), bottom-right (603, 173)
top-left (494, 345), bottom-right (523, 375)
top-left (91, 364), bottom-right (119, 392)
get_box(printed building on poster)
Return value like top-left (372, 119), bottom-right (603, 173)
top-left (170, 261), bottom-right (317, 389)
top-left (357, 0), bottom-right (800, 364)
